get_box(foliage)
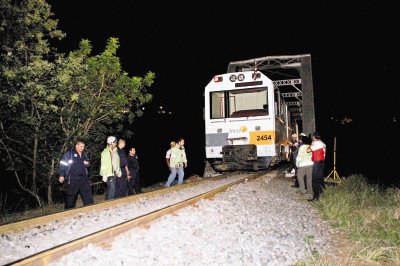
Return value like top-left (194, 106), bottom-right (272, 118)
top-left (315, 174), bottom-right (400, 264)
top-left (55, 37), bottom-right (154, 173)
top-left (0, 0), bottom-right (65, 208)
top-left (0, 0), bottom-right (155, 210)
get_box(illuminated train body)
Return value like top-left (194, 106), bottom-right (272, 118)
top-left (204, 71), bottom-right (292, 172)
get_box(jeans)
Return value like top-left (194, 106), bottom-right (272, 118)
top-left (115, 168), bottom-right (128, 198)
top-left (105, 176), bottom-right (116, 200)
top-left (166, 166), bottom-right (184, 186)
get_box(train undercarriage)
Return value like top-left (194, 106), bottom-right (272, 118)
top-left (205, 144), bottom-right (280, 174)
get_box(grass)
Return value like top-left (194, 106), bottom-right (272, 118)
top-left (309, 174), bottom-right (400, 265)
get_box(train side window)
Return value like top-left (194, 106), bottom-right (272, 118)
top-left (210, 91), bottom-right (225, 119)
top-left (274, 90), bottom-right (280, 117)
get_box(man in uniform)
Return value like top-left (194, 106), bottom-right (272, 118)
top-left (115, 138), bottom-right (129, 197)
top-left (127, 147), bottom-right (141, 194)
top-left (58, 141), bottom-right (94, 209)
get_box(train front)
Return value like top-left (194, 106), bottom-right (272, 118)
top-left (204, 71), bottom-right (279, 172)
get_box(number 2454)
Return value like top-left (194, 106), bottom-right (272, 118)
top-left (256, 135), bottom-right (272, 141)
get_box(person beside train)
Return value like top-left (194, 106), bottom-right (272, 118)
top-left (58, 141), bottom-right (94, 209)
top-left (295, 136), bottom-right (313, 198)
top-left (115, 138), bottom-right (129, 198)
top-left (165, 141), bottom-right (176, 169)
top-left (307, 132), bottom-right (326, 201)
top-left (127, 147), bottom-right (142, 194)
top-left (288, 133), bottom-right (300, 187)
top-left (291, 133), bottom-right (307, 188)
top-left (165, 138), bottom-right (187, 187)
top-left (100, 136), bottom-right (121, 200)
top-left (164, 141), bottom-right (176, 187)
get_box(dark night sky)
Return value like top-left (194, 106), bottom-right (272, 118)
top-left (47, 1), bottom-right (400, 184)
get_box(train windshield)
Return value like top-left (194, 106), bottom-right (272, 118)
top-left (209, 87), bottom-right (268, 119)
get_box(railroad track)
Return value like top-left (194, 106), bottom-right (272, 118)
top-left (0, 172), bottom-right (238, 235)
top-left (2, 170), bottom-right (275, 265)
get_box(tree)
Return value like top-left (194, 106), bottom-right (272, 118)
top-left (0, 0), bottom-right (155, 211)
top-left (55, 37), bottom-right (154, 178)
top-left (0, 0), bottom-right (64, 208)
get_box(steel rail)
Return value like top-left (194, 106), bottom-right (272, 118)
top-left (0, 172), bottom-right (239, 234)
top-left (9, 170), bottom-right (274, 266)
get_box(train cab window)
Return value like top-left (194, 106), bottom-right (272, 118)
top-left (227, 87), bottom-right (268, 118)
top-left (210, 91), bottom-right (226, 119)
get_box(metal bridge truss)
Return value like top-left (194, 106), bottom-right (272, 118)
top-left (227, 54), bottom-right (315, 134)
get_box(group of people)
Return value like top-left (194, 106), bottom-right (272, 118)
top-left (100, 136), bottom-right (142, 201)
top-left (58, 131), bottom-right (324, 209)
top-left (164, 138), bottom-right (187, 187)
top-left (289, 132), bottom-right (327, 201)
top-left (58, 136), bottom-right (142, 209)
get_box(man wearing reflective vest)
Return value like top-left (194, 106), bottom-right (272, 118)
top-left (100, 136), bottom-right (121, 200)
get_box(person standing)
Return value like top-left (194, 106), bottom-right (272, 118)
top-left (127, 147), bottom-right (141, 194)
top-left (115, 138), bottom-right (129, 198)
top-left (307, 132), bottom-right (326, 201)
top-left (58, 141), bottom-right (94, 209)
top-left (288, 133), bottom-right (300, 187)
top-left (165, 138), bottom-right (187, 187)
top-left (164, 141), bottom-right (176, 187)
top-left (165, 141), bottom-right (176, 168)
top-left (179, 139), bottom-right (187, 185)
top-left (100, 136), bottom-right (121, 200)
top-left (295, 136), bottom-right (313, 198)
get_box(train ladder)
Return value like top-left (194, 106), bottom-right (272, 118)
top-left (324, 136), bottom-right (342, 184)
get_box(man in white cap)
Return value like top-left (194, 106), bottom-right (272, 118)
top-left (100, 136), bottom-right (121, 200)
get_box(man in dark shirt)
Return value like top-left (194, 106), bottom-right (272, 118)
top-left (127, 147), bottom-right (141, 194)
top-left (58, 141), bottom-right (94, 209)
top-left (115, 138), bottom-right (129, 198)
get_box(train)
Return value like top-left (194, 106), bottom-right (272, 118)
top-left (203, 55), bottom-right (316, 174)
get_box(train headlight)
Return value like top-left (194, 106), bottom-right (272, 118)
top-left (238, 74), bottom-right (245, 81)
top-left (229, 75), bottom-right (237, 82)
top-left (252, 72), bottom-right (261, 80)
top-left (255, 126), bottom-right (260, 130)
top-left (214, 76), bottom-right (223, 82)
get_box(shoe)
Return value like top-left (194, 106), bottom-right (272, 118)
top-left (308, 198), bottom-right (318, 202)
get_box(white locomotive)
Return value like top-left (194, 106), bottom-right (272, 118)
top-left (204, 70), bottom-right (293, 172)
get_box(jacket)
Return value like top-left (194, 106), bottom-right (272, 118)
top-left (295, 145), bottom-right (313, 168)
top-left (100, 147), bottom-right (121, 181)
top-left (309, 140), bottom-right (326, 161)
top-left (58, 149), bottom-right (90, 177)
top-left (169, 144), bottom-right (187, 168)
